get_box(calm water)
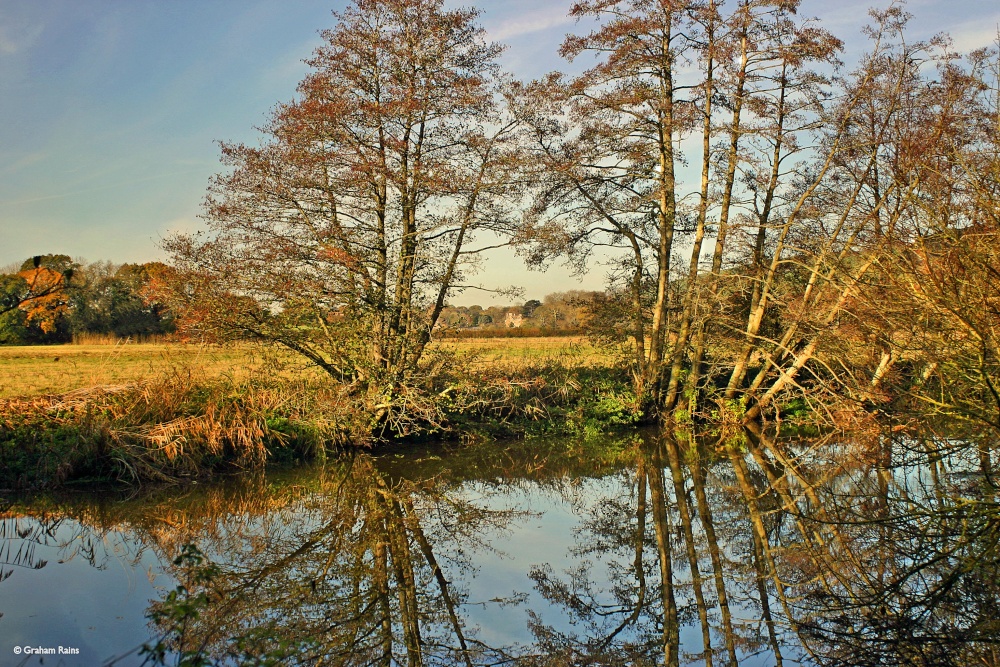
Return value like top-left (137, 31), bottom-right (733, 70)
top-left (1, 426), bottom-right (997, 666)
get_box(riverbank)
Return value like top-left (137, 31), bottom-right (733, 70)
top-left (0, 357), bottom-right (640, 490)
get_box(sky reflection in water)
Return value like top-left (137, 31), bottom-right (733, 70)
top-left (1, 426), bottom-right (996, 666)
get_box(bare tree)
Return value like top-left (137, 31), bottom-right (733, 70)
top-left (514, 0), bottom-right (841, 416)
top-left (165, 0), bottom-right (522, 432)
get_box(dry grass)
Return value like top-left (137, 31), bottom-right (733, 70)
top-left (1, 337), bottom-right (615, 399)
top-left (0, 373), bottom-right (344, 487)
top-left (0, 342), bottom-right (274, 399)
top-left (434, 335), bottom-right (614, 368)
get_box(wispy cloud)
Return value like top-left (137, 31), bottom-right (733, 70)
top-left (487, 6), bottom-right (574, 42)
top-left (949, 18), bottom-right (1000, 52)
top-left (1, 151), bottom-right (47, 176)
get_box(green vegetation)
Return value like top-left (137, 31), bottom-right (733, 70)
top-left (0, 374), bottom-right (326, 488)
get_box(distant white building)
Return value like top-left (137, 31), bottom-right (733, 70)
top-left (504, 311), bottom-right (524, 328)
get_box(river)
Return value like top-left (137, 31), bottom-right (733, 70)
top-left (1, 425), bottom-right (996, 666)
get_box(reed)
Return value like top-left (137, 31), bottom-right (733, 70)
top-left (70, 332), bottom-right (171, 346)
top-left (0, 372), bottom-right (347, 488)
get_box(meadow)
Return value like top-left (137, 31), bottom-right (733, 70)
top-left (0, 336), bottom-right (613, 399)
top-left (0, 341), bottom-right (266, 399)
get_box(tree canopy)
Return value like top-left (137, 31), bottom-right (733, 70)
top-left (0, 258), bottom-right (174, 344)
top-left (513, 1), bottom-right (1000, 425)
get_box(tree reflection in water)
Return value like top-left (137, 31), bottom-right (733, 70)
top-left (0, 511), bottom-right (147, 581)
top-left (2, 426), bottom-right (998, 666)
top-left (525, 426), bottom-right (1000, 667)
top-left (142, 455), bottom-right (528, 666)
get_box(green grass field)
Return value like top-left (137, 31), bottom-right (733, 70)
top-left (0, 336), bottom-right (615, 399)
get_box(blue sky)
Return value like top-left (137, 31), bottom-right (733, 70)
top-left (2, 0), bottom-right (998, 304)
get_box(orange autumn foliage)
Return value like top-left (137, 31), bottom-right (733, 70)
top-left (17, 267), bottom-right (69, 334)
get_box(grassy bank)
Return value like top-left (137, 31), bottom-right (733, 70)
top-left (0, 338), bottom-right (635, 489)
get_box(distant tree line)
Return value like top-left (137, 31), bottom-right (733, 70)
top-left (0, 254), bottom-right (175, 344)
top-left (0, 253), bottom-right (598, 345)
top-left (436, 290), bottom-right (600, 335)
